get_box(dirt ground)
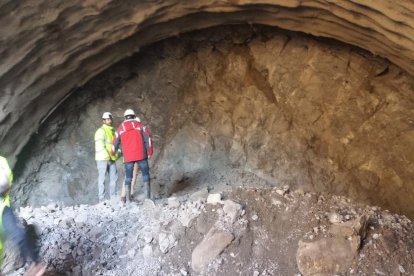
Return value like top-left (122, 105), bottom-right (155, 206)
top-left (161, 186), bottom-right (414, 275)
top-left (6, 170), bottom-right (413, 276)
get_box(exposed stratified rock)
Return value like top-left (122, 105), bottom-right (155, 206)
top-left (1, 0), bottom-right (414, 168)
top-left (12, 26), bottom-right (414, 219)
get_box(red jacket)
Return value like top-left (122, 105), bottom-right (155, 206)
top-left (112, 119), bottom-right (153, 162)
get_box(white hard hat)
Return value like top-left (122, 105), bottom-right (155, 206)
top-left (124, 109), bottom-right (136, 117)
top-left (102, 112), bottom-right (113, 119)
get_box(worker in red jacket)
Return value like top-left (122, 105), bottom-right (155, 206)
top-left (112, 109), bottom-right (153, 203)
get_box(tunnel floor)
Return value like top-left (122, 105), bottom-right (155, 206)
top-left (5, 185), bottom-right (414, 275)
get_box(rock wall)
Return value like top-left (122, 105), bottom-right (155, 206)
top-left (13, 26), bottom-right (414, 218)
top-left (1, 0), bottom-right (414, 167)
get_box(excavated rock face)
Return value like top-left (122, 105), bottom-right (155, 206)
top-left (12, 26), bottom-right (414, 218)
top-left (1, 0), bottom-right (414, 166)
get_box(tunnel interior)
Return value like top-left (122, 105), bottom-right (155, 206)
top-left (2, 2), bottom-right (414, 274)
top-left (12, 24), bottom-right (414, 218)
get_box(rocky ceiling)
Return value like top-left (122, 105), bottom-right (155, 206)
top-left (1, 0), bottom-right (413, 165)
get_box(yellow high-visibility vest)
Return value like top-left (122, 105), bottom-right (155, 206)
top-left (95, 124), bottom-right (117, 161)
top-left (0, 156), bottom-right (12, 263)
top-left (0, 157), bottom-right (12, 185)
top-left (0, 194), bottom-right (11, 262)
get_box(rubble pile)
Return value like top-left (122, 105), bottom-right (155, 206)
top-left (4, 186), bottom-right (414, 275)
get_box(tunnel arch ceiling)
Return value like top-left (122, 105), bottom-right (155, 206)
top-left (1, 0), bottom-right (414, 166)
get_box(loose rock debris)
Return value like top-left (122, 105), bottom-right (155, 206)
top-left (4, 186), bottom-right (414, 275)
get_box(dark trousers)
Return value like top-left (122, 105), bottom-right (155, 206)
top-left (124, 159), bottom-right (150, 186)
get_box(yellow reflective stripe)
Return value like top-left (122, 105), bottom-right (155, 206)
top-left (0, 194), bottom-right (10, 263)
top-left (0, 158), bottom-right (11, 264)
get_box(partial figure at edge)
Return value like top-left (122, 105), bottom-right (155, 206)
top-left (0, 156), bottom-right (45, 276)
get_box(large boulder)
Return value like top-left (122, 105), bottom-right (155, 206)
top-left (191, 227), bottom-right (234, 272)
top-left (296, 216), bottom-right (369, 275)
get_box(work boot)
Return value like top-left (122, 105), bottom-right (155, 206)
top-left (126, 185), bottom-right (131, 203)
top-left (144, 181), bottom-right (151, 199)
top-left (121, 196), bottom-right (126, 205)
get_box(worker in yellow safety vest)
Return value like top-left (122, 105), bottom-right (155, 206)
top-left (95, 112), bottom-right (119, 201)
top-left (0, 156), bottom-right (45, 275)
